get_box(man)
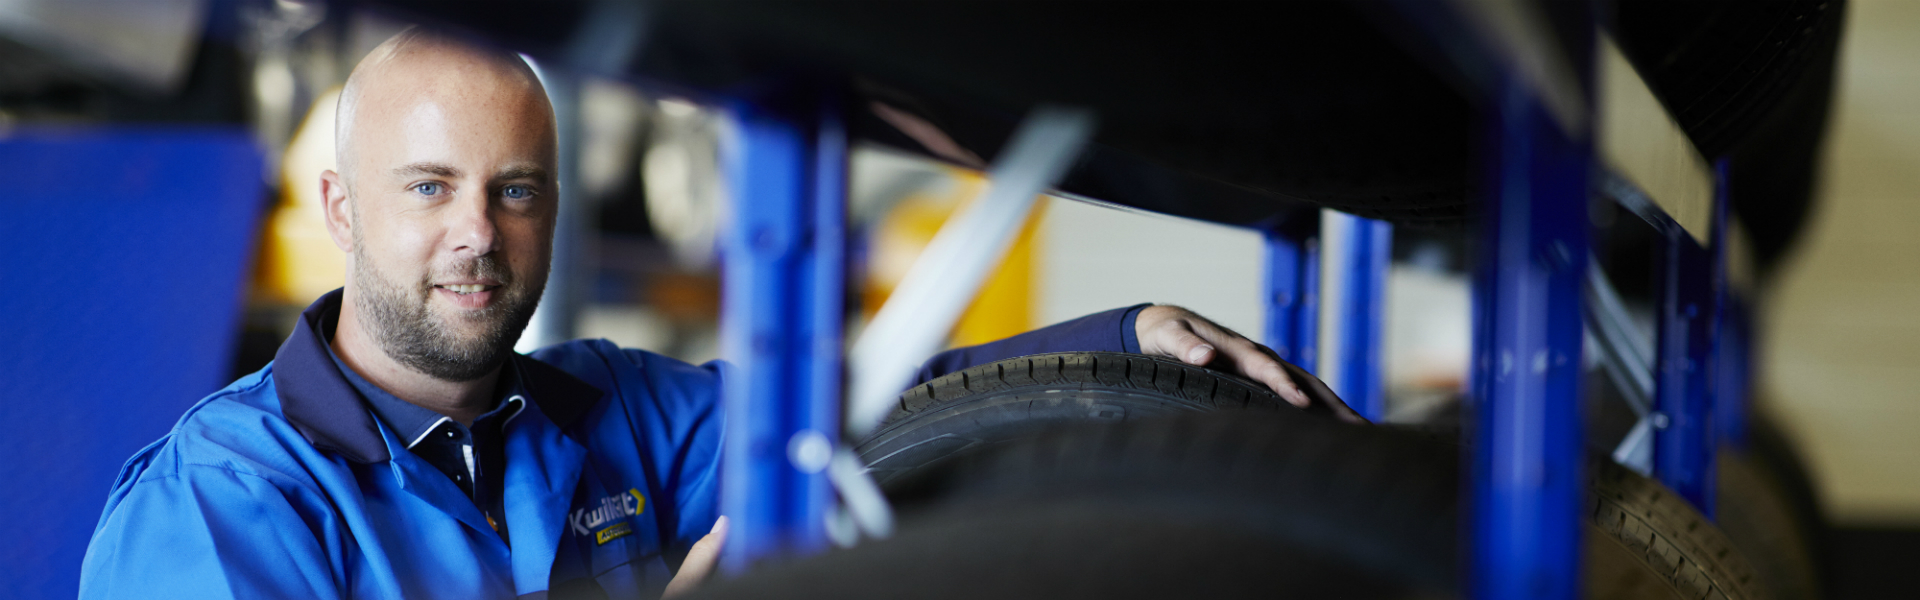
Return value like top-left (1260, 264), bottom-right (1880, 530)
top-left (78, 29), bottom-right (1355, 600)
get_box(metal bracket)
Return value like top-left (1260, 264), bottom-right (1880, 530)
top-left (821, 447), bottom-right (895, 548)
top-left (1584, 254), bottom-right (1658, 475)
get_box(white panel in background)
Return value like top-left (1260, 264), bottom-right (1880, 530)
top-left (576, 305), bottom-right (672, 353)
top-left (1037, 197), bottom-right (1263, 338)
top-left (0, 0), bottom-right (206, 91)
top-left (1317, 209), bottom-right (1350, 394)
top-left (1597, 34), bottom-right (1714, 245)
top-left (1384, 266), bottom-right (1472, 420)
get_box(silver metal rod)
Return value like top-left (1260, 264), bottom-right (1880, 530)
top-left (1584, 254), bottom-right (1654, 416)
top-left (1613, 417), bottom-right (1654, 476)
top-left (845, 106), bottom-right (1095, 438)
top-left (827, 448), bottom-right (893, 539)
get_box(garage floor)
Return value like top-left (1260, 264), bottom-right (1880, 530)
top-left (1829, 526), bottom-right (1920, 598)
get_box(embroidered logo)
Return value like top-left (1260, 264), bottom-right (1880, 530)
top-left (571, 488), bottom-right (645, 538)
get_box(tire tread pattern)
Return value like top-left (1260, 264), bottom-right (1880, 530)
top-left (891, 352), bottom-right (1285, 426)
top-left (1591, 460), bottom-right (1766, 600)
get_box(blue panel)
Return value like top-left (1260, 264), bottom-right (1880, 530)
top-left (1468, 80), bottom-right (1590, 600)
top-left (1262, 211), bottom-right (1321, 373)
top-left (0, 129), bottom-right (263, 600)
top-left (1653, 163), bottom-right (1726, 515)
top-left (717, 96), bottom-right (844, 571)
top-left (1337, 215), bottom-right (1392, 421)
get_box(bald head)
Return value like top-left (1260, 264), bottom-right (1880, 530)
top-left (335, 29), bottom-right (555, 187)
top-left (318, 28), bottom-right (561, 388)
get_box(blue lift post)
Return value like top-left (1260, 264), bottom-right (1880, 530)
top-left (1652, 161), bottom-right (1729, 515)
top-left (1709, 164), bottom-right (1749, 456)
top-left (1336, 213), bottom-right (1393, 421)
top-left (1716, 297), bottom-right (1752, 452)
top-left (717, 93), bottom-right (847, 571)
top-left (1468, 77), bottom-right (1593, 600)
top-left (1263, 210), bottom-right (1322, 374)
top-left (1369, 4), bottom-right (1595, 594)
top-left (1710, 159), bottom-right (1748, 455)
top-left (1709, 164), bottom-right (1750, 453)
top-left (1263, 209), bottom-right (1390, 422)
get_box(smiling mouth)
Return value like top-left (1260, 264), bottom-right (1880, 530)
top-left (435, 284), bottom-right (499, 295)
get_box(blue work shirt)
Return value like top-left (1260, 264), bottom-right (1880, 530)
top-left (323, 309), bottom-right (524, 544)
top-left (79, 290), bottom-right (1143, 599)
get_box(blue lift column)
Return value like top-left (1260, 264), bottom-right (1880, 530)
top-left (1468, 78), bottom-right (1592, 600)
top-left (1710, 163), bottom-right (1749, 455)
top-left (1336, 213), bottom-right (1392, 421)
top-left (1652, 162), bottom-right (1729, 515)
top-left (1716, 296), bottom-right (1752, 452)
top-left (1712, 163), bottom-right (1747, 455)
top-left (717, 93), bottom-right (847, 571)
top-left (1263, 209), bottom-right (1391, 422)
top-left (1263, 211), bottom-right (1321, 374)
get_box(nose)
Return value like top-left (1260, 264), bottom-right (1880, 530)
top-left (447, 188), bottom-right (498, 257)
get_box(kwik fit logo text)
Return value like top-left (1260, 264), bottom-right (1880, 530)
top-left (571, 488), bottom-right (645, 536)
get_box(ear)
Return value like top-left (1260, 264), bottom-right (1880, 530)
top-left (320, 170), bottom-right (355, 253)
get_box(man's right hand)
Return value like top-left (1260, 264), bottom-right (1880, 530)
top-left (663, 516), bottom-right (727, 598)
top-left (1134, 305), bottom-right (1366, 423)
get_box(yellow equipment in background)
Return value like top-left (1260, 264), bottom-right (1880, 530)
top-left (863, 167), bottom-right (1043, 348)
top-left (254, 87), bottom-right (346, 305)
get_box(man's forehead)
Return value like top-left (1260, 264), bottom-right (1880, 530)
top-left (350, 95), bottom-right (553, 172)
top-left (356, 60), bottom-right (548, 125)
top-left (338, 30), bottom-right (555, 175)
top-left (360, 29), bottom-right (536, 86)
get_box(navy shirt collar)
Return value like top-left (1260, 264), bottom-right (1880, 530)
top-left (316, 302), bottom-right (532, 448)
top-left (273, 289), bottom-right (604, 463)
top-left (325, 346), bottom-right (466, 449)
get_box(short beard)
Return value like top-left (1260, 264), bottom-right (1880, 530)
top-left (350, 227), bottom-right (544, 382)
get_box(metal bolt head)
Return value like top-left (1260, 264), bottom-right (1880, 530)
top-left (788, 430), bottom-right (833, 474)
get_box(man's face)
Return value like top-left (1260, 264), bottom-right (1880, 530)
top-left (340, 55), bottom-right (558, 381)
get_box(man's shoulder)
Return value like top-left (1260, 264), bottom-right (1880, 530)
top-left (128, 365), bottom-right (335, 490)
top-left (528, 339), bottom-right (723, 414)
top-left (530, 339), bottom-right (721, 390)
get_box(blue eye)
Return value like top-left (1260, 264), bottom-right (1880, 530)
top-left (503, 185), bottom-right (535, 200)
top-left (413, 182), bottom-right (443, 196)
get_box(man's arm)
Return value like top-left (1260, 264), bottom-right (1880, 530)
top-left (80, 466), bottom-right (343, 600)
top-left (910, 304), bottom-right (1151, 386)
